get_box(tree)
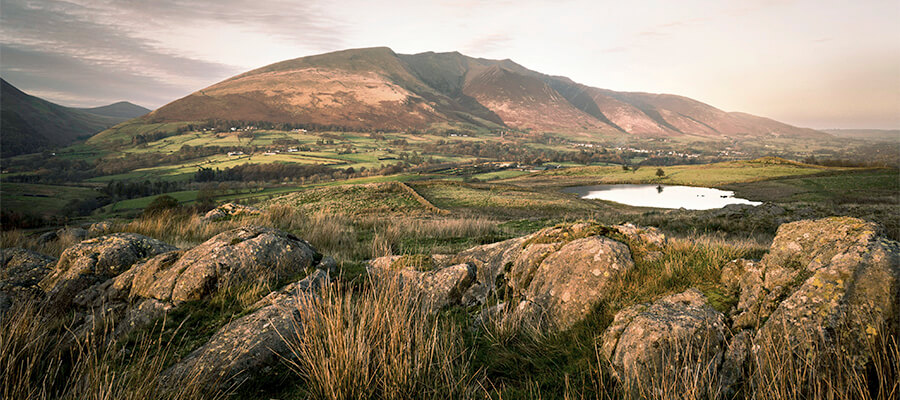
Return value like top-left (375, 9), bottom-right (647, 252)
top-left (656, 168), bottom-right (666, 177)
top-left (143, 195), bottom-right (180, 216)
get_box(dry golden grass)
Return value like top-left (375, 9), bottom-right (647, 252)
top-left (0, 229), bottom-right (84, 258)
top-left (282, 275), bottom-right (479, 399)
top-left (0, 300), bottom-right (219, 400)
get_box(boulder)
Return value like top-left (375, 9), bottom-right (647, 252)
top-left (121, 226), bottom-right (318, 304)
top-left (449, 236), bottom-right (528, 305)
top-left (202, 203), bottom-right (261, 222)
top-left (753, 217), bottom-right (900, 371)
top-left (367, 257), bottom-right (477, 311)
top-left (0, 248), bottom-right (56, 315)
top-left (600, 289), bottom-right (727, 389)
top-left (522, 236), bottom-right (634, 329)
top-left (162, 269), bottom-right (329, 390)
top-left (728, 259), bottom-right (799, 329)
top-left (88, 221), bottom-right (114, 236)
top-left (1, 247), bottom-right (56, 288)
top-left (614, 223), bottom-right (667, 248)
top-left (39, 233), bottom-right (175, 307)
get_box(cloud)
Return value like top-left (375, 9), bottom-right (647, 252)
top-left (0, 0), bottom-right (346, 107)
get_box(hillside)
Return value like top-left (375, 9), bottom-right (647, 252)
top-left (0, 79), bottom-right (143, 157)
top-left (137, 47), bottom-right (826, 140)
top-left (77, 101), bottom-right (150, 119)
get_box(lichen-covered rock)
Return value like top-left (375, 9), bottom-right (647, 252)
top-left (202, 203), bottom-right (261, 222)
top-left (754, 217), bottom-right (900, 371)
top-left (614, 223), bottom-right (667, 248)
top-left (88, 221), bottom-right (113, 236)
top-left (600, 289), bottom-right (727, 388)
top-left (1, 247), bottom-right (56, 289)
top-left (729, 259), bottom-right (800, 329)
top-left (719, 330), bottom-right (752, 397)
top-left (162, 269), bottom-right (329, 390)
top-left (39, 233), bottom-right (175, 307)
top-left (523, 236), bottom-right (634, 329)
top-left (0, 248), bottom-right (56, 315)
top-left (122, 226), bottom-right (318, 304)
top-left (449, 236), bottom-right (528, 305)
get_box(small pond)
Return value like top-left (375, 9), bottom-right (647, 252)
top-left (563, 184), bottom-right (762, 210)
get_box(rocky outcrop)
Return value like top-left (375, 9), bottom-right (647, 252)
top-left (163, 269), bottom-right (329, 390)
top-left (522, 236), bottom-right (634, 329)
top-left (1, 247), bottom-right (56, 288)
top-left (613, 223), bottom-right (667, 248)
top-left (117, 226), bottom-right (318, 304)
top-left (39, 234), bottom-right (175, 307)
top-left (0, 248), bottom-right (57, 316)
top-left (371, 222), bottom-right (639, 330)
top-left (202, 203), bottom-right (261, 222)
top-left (449, 236), bottom-right (529, 305)
top-left (711, 217), bottom-right (900, 395)
top-left (68, 226), bottom-right (321, 341)
top-left (600, 289), bottom-right (727, 389)
top-left (753, 217), bottom-right (899, 369)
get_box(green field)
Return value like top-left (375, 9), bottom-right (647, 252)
top-left (0, 183), bottom-right (100, 216)
top-left (410, 181), bottom-right (598, 216)
top-left (502, 157), bottom-right (848, 189)
top-left (726, 168), bottom-right (900, 203)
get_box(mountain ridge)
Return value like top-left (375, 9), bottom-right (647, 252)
top-left (0, 79), bottom-right (147, 157)
top-left (140, 47), bottom-right (826, 140)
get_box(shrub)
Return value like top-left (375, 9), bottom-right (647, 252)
top-left (143, 195), bottom-right (180, 216)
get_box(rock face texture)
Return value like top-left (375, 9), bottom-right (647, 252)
top-left (0, 248), bottom-right (57, 315)
top-left (117, 226), bottom-right (318, 304)
top-left (523, 236), bottom-right (633, 328)
top-left (39, 233), bottom-right (175, 307)
top-left (163, 269), bottom-right (329, 390)
top-left (370, 222), bottom-right (642, 329)
top-left (600, 289), bottom-right (727, 388)
top-left (752, 218), bottom-right (899, 369)
top-left (69, 226), bottom-right (321, 340)
top-left (202, 203), bottom-right (261, 222)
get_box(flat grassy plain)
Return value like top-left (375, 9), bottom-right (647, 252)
top-left (0, 182), bottom-right (100, 216)
top-left (501, 157), bottom-right (845, 189)
top-left (725, 168), bottom-right (899, 203)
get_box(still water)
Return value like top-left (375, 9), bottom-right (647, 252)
top-left (563, 184), bottom-right (762, 210)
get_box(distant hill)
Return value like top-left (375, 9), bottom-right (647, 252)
top-left (822, 129), bottom-right (898, 142)
top-left (0, 79), bottom-right (142, 157)
top-left (77, 101), bottom-right (150, 119)
top-left (128, 47), bottom-right (825, 140)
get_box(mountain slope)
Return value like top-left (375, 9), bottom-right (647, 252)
top-left (140, 47), bottom-right (826, 140)
top-left (0, 79), bottom-right (139, 157)
top-left (77, 101), bottom-right (150, 119)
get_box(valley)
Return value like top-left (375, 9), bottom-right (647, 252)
top-left (1, 46), bottom-right (898, 400)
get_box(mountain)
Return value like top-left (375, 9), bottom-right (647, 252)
top-left (0, 79), bottom-right (145, 157)
top-left (141, 47), bottom-right (825, 139)
top-left (77, 101), bottom-right (150, 119)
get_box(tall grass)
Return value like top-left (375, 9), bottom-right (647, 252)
top-left (0, 300), bottom-right (218, 400)
top-left (282, 275), bottom-right (479, 399)
top-left (749, 317), bottom-right (900, 400)
top-left (0, 228), bottom-right (83, 258)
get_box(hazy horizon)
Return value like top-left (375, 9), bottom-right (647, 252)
top-left (1, 0), bottom-right (897, 130)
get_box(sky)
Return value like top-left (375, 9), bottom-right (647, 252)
top-left (1, 0), bottom-right (898, 129)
